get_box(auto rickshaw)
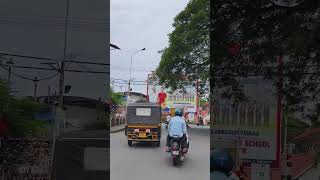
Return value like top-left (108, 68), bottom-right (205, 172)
top-left (125, 102), bottom-right (161, 147)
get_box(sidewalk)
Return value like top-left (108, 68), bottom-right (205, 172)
top-left (110, 124), bottom-right (126, 133)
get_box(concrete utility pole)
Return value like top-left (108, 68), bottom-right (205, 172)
top-left (196, 80), bottom-right (200, 122)
top-left (59, 0), bottom-right (70, 110)
top-left (48, 86), bottom-right (51, 104)
top-left (33, 76), bottom-right (38, 100)
top-left (6, 58), bottom-right (14, 88)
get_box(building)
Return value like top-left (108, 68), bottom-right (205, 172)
top-left (37, 96), bottom-right (109, 130)
top-left (283, 128), bottom-right (320, 180)
top-left (123, 92), bottom-right (148, 103)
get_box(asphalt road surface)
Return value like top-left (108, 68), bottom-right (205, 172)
top-left (110, 124), bottom-right (210, 180)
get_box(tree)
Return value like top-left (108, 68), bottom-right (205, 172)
top-left (210, 0), bottom-right (320, 125)
top-left (156, 0), bottom-right (209, 93)
top-left (110, 87), bottom-right (124, 105)
top-left (0, 80), bottom-right (47, 137)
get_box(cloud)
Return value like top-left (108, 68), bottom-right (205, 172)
top-left (111, 0), bottom-right (189, 94)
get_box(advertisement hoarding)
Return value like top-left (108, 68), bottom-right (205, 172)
top-left (211, 77), bottom-right (280, 168)
top-left (165, 93), bottom-right (197, 113)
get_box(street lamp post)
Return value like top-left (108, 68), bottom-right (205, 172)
top-left (128, 48), bottom-right (146, 92)
top-left (127, 48), bottom-right (146, 104)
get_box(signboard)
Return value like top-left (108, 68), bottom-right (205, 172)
top-left (136, 108), bottom-right (151, 117)
top-left (166, 93), bottom-right (197, 113)
top-left (212, 77), bottom-right (280, 168)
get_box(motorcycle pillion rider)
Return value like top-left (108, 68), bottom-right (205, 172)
top-left (166, 109), bottom-right (189, 152)
top-left (211, 148), bottom-right (235, 180)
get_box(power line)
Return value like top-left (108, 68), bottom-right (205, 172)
top-left (0, 53), bottom-right (110, 66)
top-left (0, 64), bottom-right (108, 73)
top-left (0, 52), bottom-right (52, 61)
top-left (65, 60), bottom-right (109, 66)
top-left (0, 20), bottom-right (107, 32)
top-left (0, 65), bottom-right (59, 81)
top-left (0, 12), bottom-right (109, 22)
top-left (111, 78), bottom-right (147, 83)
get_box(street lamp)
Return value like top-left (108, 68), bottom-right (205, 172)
top-left (128, 48), bottom-right (146, 92)
top-left (126, 48), bottom-right (146, 105)
top-left (110, 43), bottom-right (121, 50)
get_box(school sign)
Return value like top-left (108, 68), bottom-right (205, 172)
top-left (211, 77), bottom-right (280, 168)
top-left (165, 93), bottom-right (197, 113)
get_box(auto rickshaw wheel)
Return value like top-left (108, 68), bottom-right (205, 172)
top-left (128, 140), bottom-right (133, 146)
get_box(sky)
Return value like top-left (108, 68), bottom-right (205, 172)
top-left (0, 0), bottom-right (109, 100)
top-left (110, 0), bottom-right (189, 96)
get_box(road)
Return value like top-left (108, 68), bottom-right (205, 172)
top-left (110, 124), bottom-right (210, 180)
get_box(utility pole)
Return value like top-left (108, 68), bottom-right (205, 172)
top-left (48, 86), bottom-right (51, 104)
top-left (7, 67), bottom-right (11, 85)
top-left (33, 76), bottom-right (38, 101)
top-left (6, 58), bottom-right (14, 89)
top-left (196, 80), bottom-right (200, 123)
top-left (59, 0), bottom-right (70, 110)
top-left (146, 73), bottom-right (152, 102)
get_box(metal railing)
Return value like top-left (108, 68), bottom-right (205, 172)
top-left (110, 105), bottom-right (126, 127)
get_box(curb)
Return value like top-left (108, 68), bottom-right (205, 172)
top-left (110, 127), bottom-right (125, 133)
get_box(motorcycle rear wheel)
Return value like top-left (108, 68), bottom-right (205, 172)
top-left (172, 156), bottom-right (180, 166)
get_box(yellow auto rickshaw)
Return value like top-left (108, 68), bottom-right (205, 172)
top-left (125, 102), bottom-right (162, 147)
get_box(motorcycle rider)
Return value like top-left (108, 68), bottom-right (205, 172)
top-left (211, 148), bottom-right (235, 180)
top-left (166, 109), bottom-right (189, 152)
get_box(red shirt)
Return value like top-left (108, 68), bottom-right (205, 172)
top-left (158, 92), bottom-right (167, 105)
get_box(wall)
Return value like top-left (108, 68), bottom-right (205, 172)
top-left (65, 105), bottom-right (101, 128)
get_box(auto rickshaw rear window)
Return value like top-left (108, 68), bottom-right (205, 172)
top-left (136, 108), bottom-right (151, 116)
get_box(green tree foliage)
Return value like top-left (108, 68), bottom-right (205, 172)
top-left (110, 87), bottom-right (124, 105)
top-left (210, 0), bottom-right (320, 126)
top-left (0, 80), bottom-right (9, 112)
top-left (200, 98), bottom-right (208, 108)
top-left (0, 80), bottom-right (47, 137)
top-left (156, 0), bottom-right (209, 93)
top-left (286, 113), bottom-right (309, 141)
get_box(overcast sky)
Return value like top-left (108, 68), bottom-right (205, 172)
top-left (0, 0), bottom-right (108, 100)
top-left (110, 0), bottom-right (189, 96)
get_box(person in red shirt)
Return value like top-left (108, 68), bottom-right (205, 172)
top-left (157, 87), bottom-right (167, 105)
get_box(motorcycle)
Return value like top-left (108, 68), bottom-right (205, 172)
top-left (169, 136), bottom-right (186, 166)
